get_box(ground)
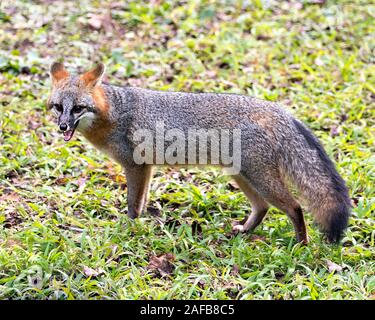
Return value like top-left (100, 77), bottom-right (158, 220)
top-left (0, 0), bottom-right (374, 299)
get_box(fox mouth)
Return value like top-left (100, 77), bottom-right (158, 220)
top-left (61, 121), bottom-right (79, 142)
top-left (63, 129), bottom-right (75, 142)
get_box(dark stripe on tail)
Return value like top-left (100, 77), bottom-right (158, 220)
top-left (292, 119), bottom-right (351, 242)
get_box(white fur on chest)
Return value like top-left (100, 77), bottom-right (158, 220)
top-left (76, 112), bottom-right (97, 132)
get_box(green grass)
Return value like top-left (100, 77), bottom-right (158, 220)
top-left (0, 0), bottom-right (374, 299)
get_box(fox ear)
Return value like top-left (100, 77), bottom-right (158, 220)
top-left (50, 62), bottom-right (69, 84)
top-left (80, 63), bottom-right (105, 88)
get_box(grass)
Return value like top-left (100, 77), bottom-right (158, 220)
top-left (0, 0), bottom-right (374, 299)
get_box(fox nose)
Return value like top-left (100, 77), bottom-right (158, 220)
top-left (59, 123), bottom-right (68, 131)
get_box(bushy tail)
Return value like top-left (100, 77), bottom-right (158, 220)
top-left (281, 119), bottom-right (351, 243)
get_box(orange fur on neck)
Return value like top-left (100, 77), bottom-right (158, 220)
top-left (81, 86), bottom-right (113, 149)
top-left (92, 86), bottom-right (110, 114)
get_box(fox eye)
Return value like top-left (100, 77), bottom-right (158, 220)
top-left (73, 105), bottom-right (85, 113)
top-left (52, 104), bottom-right (63, 112)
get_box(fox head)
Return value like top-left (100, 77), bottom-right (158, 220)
top-left (47, 62), bottom-right (106, 141)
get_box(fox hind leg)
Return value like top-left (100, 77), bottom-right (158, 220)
top-left (231, 175), bottom-right (269, 233)
top-left (240, 169), bottom-right (308, 244)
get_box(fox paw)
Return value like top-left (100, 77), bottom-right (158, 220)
top-left (232, 224), bottom-right (246, 233)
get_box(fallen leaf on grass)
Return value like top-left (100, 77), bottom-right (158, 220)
top-left (327, 260), bottom-right (343, 273)
top-left (223, 283), bottom-right (242, 299)
top-left (86, 12), bottom-right (115, 33)
top-left (109, 174), bottom-right (126, 184)
top-left (55, 176), bottom-right (68, 185)
top-left (83, 266), bottom-right (105, 277)
top-left (197, 280), bottom-right (206, 289)
top-left (28, 119), bottom-right (41, 130)
top-left (308, 0), bottom-right (326, 4)
top-left (147, 253), bottom-right (175, 277)
top-left (147, 206), bottom-right (161, 217)
top-left (3, 239), bottom-right (23, 248)
top-left (127, 78), bottom-right (144, 87)
top-left (3, 211), bottom-right (23, 228)
top-left (87, 14), bottom-right (102, 30)
top-left (314, 56), bottom-right (324, 66)
top-left (0, 192), bottom-right (20, 202)
top-left (231, 264), bottom-right (240, 276)
top-left (330, 125), bottom-right (339, 137)
top-left (76, 177), bottom-right (87, 188)
top-left (250, 234), bottom-right (267, 242)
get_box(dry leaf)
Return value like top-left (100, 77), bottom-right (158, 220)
top-left (147, 206), bottom-right (161, 217)
top-left (3, 211), bottom-right (23, 228)
top-left (83, 266), bottom-right (104, 277)
top-left (109, 174), bottom-right (126, 184)
top-left (0, 192), bottom-right (20, 202)
top-left (314, 57), bottom-right (324, 66)
top-left (77, 177), bottom-right (87, 187)
top-left (231, 264), bottom-right (240, 276)
top-left (5, 239), bottom-right (23, 248)
top-left (55, 176), bottom-right (68, 185)
top-left (127, 78), bottom-right (144, 87)
top-left (87, 12), bottom-right (115, 32)
top-left (250, 234), bottom-right (267, 242)
top-left (147, 253), bottom-right (175, 277)
top-left (309, 0), bottom-right (326, 4)
top-left (87, 14), bottom-right (103, 30)
top-left (330, 126), bottom-right (339, 137)
top-left (327, 260), bottom-right (343, 273)
top-left (28, 120), bottom-right (41, 130)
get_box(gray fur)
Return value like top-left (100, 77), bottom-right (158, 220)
top-left (49, 71), bottom-right (351, 244)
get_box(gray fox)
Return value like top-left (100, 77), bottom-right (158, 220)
top-left (47, 62), bottom-right (351, 244)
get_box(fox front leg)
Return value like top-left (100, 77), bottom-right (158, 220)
top-left (124, 165), bottom-right (153, 219)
